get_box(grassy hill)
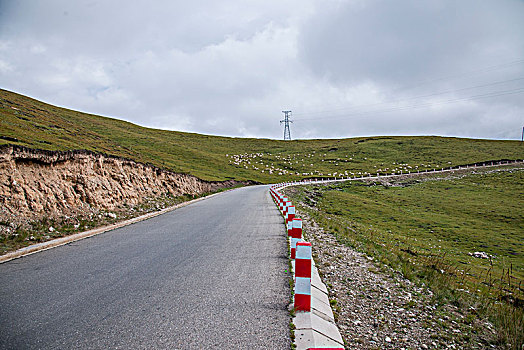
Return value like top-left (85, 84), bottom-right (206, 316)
top-left (285, 164), bottom-right (524, 348)
top-left (1, 88), bottom-right (523, 182)
top-left (2, 90), bottom-right (523, 346)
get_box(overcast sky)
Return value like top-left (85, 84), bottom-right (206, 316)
top-left (1, 0), bottom-right (523, 140)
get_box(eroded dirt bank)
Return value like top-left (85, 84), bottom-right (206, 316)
top-left (0, 145), bottom-right (251, 243)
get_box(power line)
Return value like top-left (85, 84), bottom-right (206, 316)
top-left (297, 87), bottom-right (524, 122)
top-left (295, 87), bottom-right (524, 122)
top-left (294, 77), bottom-right (524, 119)
top-left (293, 58), bottom-right (524, 118)
top-left (295, 78), bottom-right (524, 119)
top-left (386, 58), bottom-right (524, 93)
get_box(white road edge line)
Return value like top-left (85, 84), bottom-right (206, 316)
top-left (0, 188), bottom-right (238, 264)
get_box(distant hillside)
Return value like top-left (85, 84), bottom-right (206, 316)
top-left (1, 89), bottom-right (523, 182)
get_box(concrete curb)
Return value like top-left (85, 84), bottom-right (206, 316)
top-left (0, 189), bottom-right (234, 264)
top-left (291, 246), bottom-right (345, 349)
top-left (271, 184), bottom-right (344, 350)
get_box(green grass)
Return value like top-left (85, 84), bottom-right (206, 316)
top-left (318, 169), bottom-right (524, 281)
top-left (285, 166), bottom-right (523, 348)
top-left (1, 89), bottom-right (523, 183)
top-left (2, 89), bottom-right (523, 346)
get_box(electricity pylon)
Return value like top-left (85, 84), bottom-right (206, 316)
top-left (280, 110), bottom-right (292, 140)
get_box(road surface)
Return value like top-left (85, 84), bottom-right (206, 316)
top-left (0, 185), bottom-right (291, 349)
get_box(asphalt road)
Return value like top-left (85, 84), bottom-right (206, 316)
top-left (0, 185), bottom-right (291, 349)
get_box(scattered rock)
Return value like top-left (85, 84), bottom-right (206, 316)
top-left (288, 208), bottom-right (501, 350)
top-left (469, 251), bottom-right (491, 259)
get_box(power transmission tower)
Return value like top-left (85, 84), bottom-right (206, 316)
top-left (280, 110), bottom-right (293, 140)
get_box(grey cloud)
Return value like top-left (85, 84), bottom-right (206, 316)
top-left (0, 0), bottom-right (523, 140)
top-left (292, 0), bottom-right (524, 139)
top-left (299, 0), bottom-right (524, 88)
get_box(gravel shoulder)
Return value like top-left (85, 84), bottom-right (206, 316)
top-left (298, 210), bottom-right (499, 350)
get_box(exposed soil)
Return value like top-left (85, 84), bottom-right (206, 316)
top-left (0, 145), bottom-right (252, 252)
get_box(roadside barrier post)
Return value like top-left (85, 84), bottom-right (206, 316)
top-left (286, 205), bottom-right (295, 223)
top-left (294, 241), bottom-right (312, 311)
top-left (283, 200), bottom-right (292, 217)
top-left (290, 237), bottom-right (302, 259)
top-left (279, 197), bottom-right (287, 212)
top-left (291, 218), bottom-right (302, 238)
top-left (287, 220), bottom-right (293, 236)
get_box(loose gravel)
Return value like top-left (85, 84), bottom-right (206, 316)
top-left (299, 211), bottom-right (499, 350)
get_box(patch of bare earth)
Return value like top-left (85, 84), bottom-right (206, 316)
top-left (0, 145), bottom-right (250, 254)
top-left (300, 211), bottom-right (499, 350)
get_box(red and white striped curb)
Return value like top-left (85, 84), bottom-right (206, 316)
top-left (295, 242), bottom-right (312, 312)
top-left (289, 218), bottom-right (302, 260)
top-left (286, 205), bottom-right (295, 223)
top-left (270, 159), bottom-right (523, 349)
top-left (270, 184), bottom-right (344, 350)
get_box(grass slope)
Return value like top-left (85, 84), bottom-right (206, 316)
top-left (285, 165), bottom-right (523, 348)
top-left (1, 89), bottom-right (523, 182)
top-left (311, 168), bottom-right (524, 282)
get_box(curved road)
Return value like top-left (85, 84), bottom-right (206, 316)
top-left (0, 185), bottom-right (291, 349)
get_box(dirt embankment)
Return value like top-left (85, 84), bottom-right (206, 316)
top-left (0, 145), bottom-right (250, 230)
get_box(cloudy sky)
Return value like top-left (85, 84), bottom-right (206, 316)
top-left (1, 0), bottom-right (523, 140)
